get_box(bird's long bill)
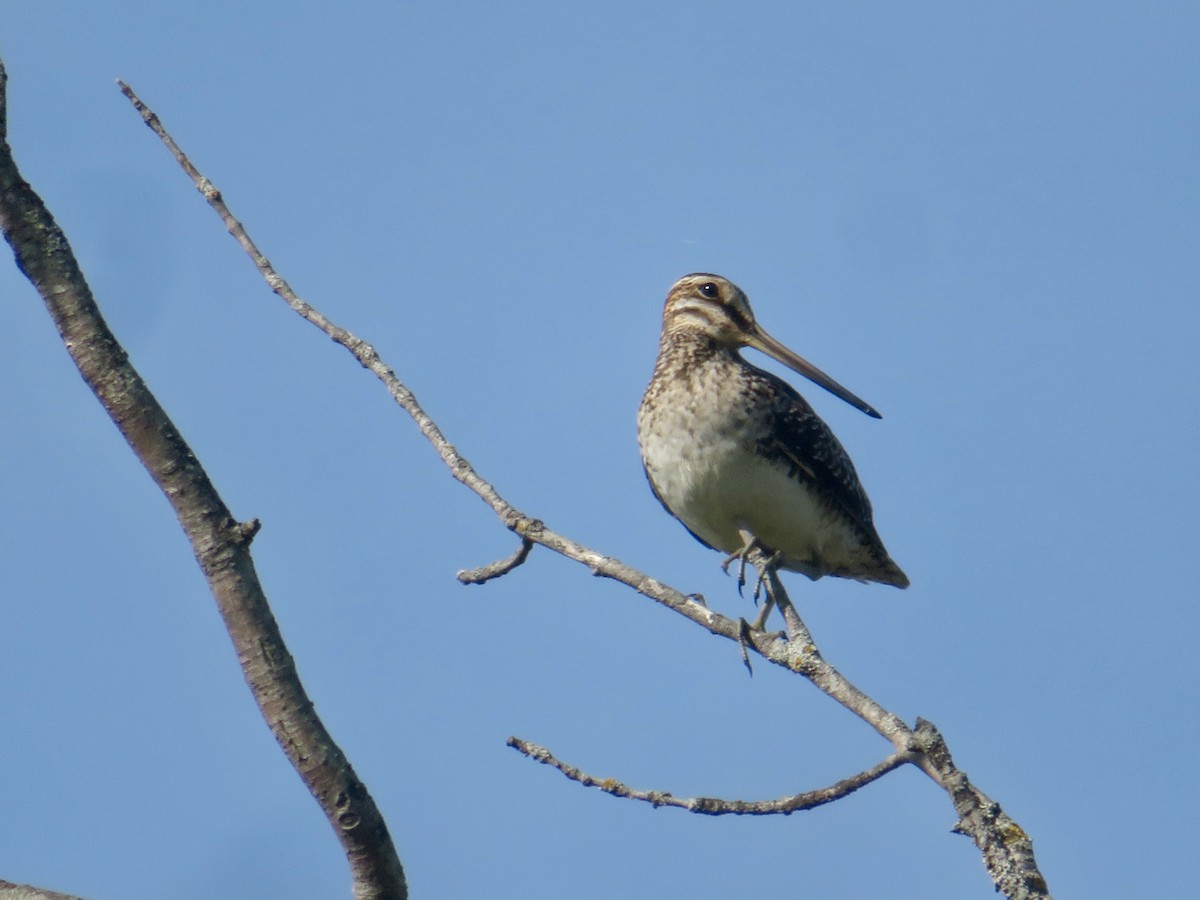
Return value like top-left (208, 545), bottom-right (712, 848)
top-left (747, 327), bottom-right (883, 419)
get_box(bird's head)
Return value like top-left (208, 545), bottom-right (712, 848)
top-left (662, 273), bottom-right (881, 419)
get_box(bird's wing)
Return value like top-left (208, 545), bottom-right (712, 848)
top-left (755, 368), bottom-right (882, 542)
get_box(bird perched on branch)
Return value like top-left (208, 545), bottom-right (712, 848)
top-left (637, 274), bottom-right (907, 627)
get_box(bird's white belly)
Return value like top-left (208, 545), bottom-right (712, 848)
top-left (643, 427), bottom-right (855, 579)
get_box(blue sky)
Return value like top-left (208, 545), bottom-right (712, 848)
top-left (2, 3), bottom-right (1197, 898)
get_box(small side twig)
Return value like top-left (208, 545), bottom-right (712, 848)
top-left (457, 537), bottom-right (534, 584)
top-left (507, 737), bottom-right (910, 816)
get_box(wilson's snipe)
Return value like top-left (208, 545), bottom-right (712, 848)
top-left (637, 274), bottom-right (907, 625)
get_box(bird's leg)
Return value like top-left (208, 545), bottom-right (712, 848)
top-left (750, 596), bottom-right (776, 632)
top-left (751, 549), bottom-right (783, 606)
top-left (750, 562), bottom-right (781, 631)
top-left (747, 545), bottom-right (785, 632)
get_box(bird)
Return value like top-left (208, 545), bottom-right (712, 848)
top-left (637, 274), bottom-right (907, 626)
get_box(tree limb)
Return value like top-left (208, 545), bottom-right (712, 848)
top-left (115, 81), bottom-right (1050, 898)
top-left (0, 59), bottom-right (406, 900)
top-left (0, 880), bottom-right (86, 900)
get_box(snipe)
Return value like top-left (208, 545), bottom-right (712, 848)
top-left (637, 274), bottom-right (907, 626)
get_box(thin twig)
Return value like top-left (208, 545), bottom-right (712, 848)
top-left (116, 80), bottom-right (1049, 900)
top-left (507, 737), bottom-right (911, 815)
top-left (457, 537), bottom-right (535, 584)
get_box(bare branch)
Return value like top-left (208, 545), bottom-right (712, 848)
top-left (0, 59), bottom-right (406, 900)
top-left (457, 537), bottom-right (535, 584)
top-left (116, 81), bottom-right (1050, 899)
top-left (507, 737), bottom-right (911, 816)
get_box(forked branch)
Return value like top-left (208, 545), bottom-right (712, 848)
top-left (114, 82), bottom-right (1049, 899)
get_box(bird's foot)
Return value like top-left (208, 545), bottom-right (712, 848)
top-left (736, 618), bottom-right (754, 675)
top-left (721, 537), bottom-right (763, 597)
top-left (720, 550), bottom-right (749, 596)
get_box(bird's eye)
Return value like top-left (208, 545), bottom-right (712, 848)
top-left (699, 282), bottom-right (719, 299)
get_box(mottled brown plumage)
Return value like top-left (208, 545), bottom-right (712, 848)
top-left (637, 274), bottom-right (907, 593)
